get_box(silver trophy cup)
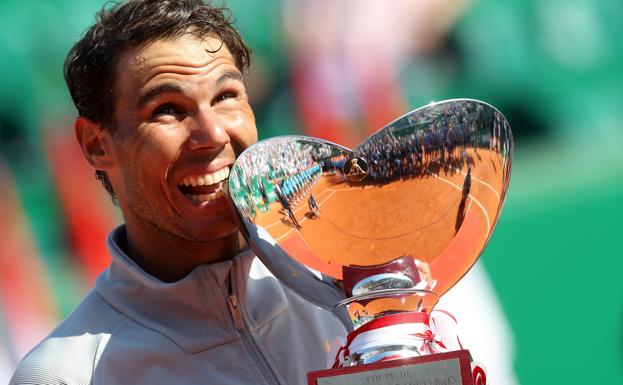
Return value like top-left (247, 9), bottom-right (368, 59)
top-left (229, 99), bottom-right (512, 385)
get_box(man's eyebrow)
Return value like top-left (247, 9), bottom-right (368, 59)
top-left (215, 70), bottom-right (244, 86)
top-left (137, 83), bottom-right (184, 109)
top-left (136, 71), bottom-right (243, 108)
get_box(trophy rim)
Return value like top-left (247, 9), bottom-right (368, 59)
top-left (334, 288), bottom-right (439, 309)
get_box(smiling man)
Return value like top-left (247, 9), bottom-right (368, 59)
top-left (101, 32), bottom-right (257, 282)
top-left (10, 1), bottom-right (345, 384)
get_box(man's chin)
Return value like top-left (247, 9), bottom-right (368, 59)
top-left (179, 218), bottom-right (240, 243)
top-left (167, 186), bottom-right (243, 242)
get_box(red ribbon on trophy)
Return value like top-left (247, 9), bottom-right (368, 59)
top-left (331, 310), bottom-right (466, 369)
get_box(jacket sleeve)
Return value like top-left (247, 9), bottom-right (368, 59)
top-left (10, 333), bottom-right (104, 385)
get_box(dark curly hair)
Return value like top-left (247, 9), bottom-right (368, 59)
top-left (64, 0), bottom-right (251, 203)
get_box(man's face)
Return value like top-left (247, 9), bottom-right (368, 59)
top-left (106, 34), bottom-right (257, 242)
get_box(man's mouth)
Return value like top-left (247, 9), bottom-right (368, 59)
top-left (177, 166), bottom-right (230, 203)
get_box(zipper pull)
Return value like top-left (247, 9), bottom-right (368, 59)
top-left (228, 294), bottom-right (245, 330)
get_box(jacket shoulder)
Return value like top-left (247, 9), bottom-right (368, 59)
top-left (10, 290), bottom-right (127, 385)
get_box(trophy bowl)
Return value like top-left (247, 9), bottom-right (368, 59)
top-left (229, 99), bottom-right (512, 384)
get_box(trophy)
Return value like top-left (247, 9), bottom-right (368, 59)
top-left (228, 99), bottom-right (512, 385)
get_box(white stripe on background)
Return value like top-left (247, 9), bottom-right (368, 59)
top-left (436, 263), bottom-right (520, 385)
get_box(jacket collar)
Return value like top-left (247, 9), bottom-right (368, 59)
top-left (95, 225), bottom-right (273, 354)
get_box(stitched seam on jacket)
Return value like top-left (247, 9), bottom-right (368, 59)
top-left (91, 318), bottom-right (134, 385)
top-left (93, 290), bottom-right (238, 354)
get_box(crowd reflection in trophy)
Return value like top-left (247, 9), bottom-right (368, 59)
top-left (355, 102), bottom-right (509, 186)
top-left (231, 138), bottom-right (346, 226)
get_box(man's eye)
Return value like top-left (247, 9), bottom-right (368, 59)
top-left (153, 103), bottom-right (178, 116)
top-left (214, 91), bottom-right (237, 103)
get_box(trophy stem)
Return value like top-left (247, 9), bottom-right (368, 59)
top-left (335, 288), bottom-right (439, 330)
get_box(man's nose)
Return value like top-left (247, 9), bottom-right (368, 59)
top-left (186, 108), bottom-right (230, 151)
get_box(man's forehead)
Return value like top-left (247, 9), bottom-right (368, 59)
top-left (117, 34), bottom-right (234, 80)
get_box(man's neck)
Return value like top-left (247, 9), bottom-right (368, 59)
top-left (122, 223), bottom-right (244, 283)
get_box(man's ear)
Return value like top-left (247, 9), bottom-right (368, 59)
top-left (75, 116), bottom-right (115, 170)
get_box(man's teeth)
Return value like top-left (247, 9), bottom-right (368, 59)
top-left (178, 167), bottom-right (230, 187)
top-left (186, 190), bottom-right (226, 202)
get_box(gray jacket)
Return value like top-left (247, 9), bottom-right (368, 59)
top-left (11, 226), bottom-right (346, 384)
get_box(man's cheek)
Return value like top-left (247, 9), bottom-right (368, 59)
top-left (243, 120), bottom-right (258, 145)
top-left (231, 125), bottom-right (257, 153)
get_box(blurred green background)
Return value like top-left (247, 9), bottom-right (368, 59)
top-left (0, 0), bottom-right (621, 384)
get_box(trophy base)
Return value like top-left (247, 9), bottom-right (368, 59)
top-left (308, 350), bottom-right (473, 385)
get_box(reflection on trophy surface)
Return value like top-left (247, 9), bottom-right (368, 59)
top-left (230, 99), bottom-right (512, 384)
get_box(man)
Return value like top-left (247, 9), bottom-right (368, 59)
top-left (462, 166), bottom-right (472, 200)
top-left (274, 183), bottom-right (300, 229)
top-left (308, 193), bottom-right (320, 218)
top-left (10, 1), bottom-right (345, 384)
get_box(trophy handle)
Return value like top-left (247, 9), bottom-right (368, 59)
top-left (245, 222), bottom-right (354, 330)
